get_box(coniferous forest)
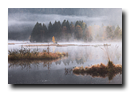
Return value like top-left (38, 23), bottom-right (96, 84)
top-left (30, 20), bottom-right (122, 42)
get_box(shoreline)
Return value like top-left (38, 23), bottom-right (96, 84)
top-left (8, 43), bottom-right (111, 47)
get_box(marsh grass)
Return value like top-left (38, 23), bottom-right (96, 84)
top-left (73, 60), bottom-right (122, 80)
top-left (87, 44), bottom-right (122, 80)
top-left (100, 44), bottom-right (120, 62)
top-left (8, 48), bottom-right (68, 60)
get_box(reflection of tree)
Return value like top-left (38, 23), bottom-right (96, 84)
top-left (76, 58), bottom-right (84, 64)
top-left (74, 49), bottom-right (87, 64)
top-left (9, 60), bottom-right (32, 70)
top-left (64, 68), bottom-right (72, 75)
top-left (55, 60), bottom-right (61, 65)
top-left (62, 59), bottom-right (70, 66)
top-left (8, 57), bottom-right (67, 70)
top-left (43, 61), bottom-right (51, 70)
top-left (75, 49), bottom-right (82, 64)
top-left (63, 55), bottom-right (85, 65)
top-left (65, 47), bottom-right (90, 65)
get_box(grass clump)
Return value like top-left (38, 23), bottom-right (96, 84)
top-left (73, 61), bottom-right (122, 80)
top-left (8, 48), bottom-right (68, 60)
top-left (56, 51), bottom-right (68, 57)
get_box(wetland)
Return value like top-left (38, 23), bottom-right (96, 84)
top-left (8, 41), bottom-right (122, 84)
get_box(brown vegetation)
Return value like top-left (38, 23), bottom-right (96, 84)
top-left (8, 49), bottom-right (68, 60)
top-left (73, 61), bottom-right (122, 80)
top-left (8, 43), bottom-right (15, 45)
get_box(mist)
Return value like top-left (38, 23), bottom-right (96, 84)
top-left (8, 8), bottom-right (122, 84)
top-left (8, 8), bottom-right (122, 41)
top-left (8, 13), bottom-right (109, 27)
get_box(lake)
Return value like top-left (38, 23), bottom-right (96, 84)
top-left (8, 40), bottom-right (122, 84)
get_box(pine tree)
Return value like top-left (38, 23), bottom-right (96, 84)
top-left (114, 25), bottom-right (121, 39)
top-left (106, 26), bottom-right (113, 39)
top-left (30, 22), bottom-right (44, 42)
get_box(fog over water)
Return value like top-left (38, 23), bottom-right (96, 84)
top-left (8, 41), bottom-right (122, 84)
top-left (8, 9), bottom-right (122, 84)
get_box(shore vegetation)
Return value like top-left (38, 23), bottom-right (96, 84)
top-left (73, 60), bottom-right (122, 80)
top-left (8, 48), bottom-right (68, 60)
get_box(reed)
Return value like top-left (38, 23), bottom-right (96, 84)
top-left (73, 61), bottom-right (122, 80)
top-left (8, 48), bottom-right (68, 60)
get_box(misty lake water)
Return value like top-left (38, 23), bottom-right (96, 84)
top-left (8, 40), bottom-right (122, 84)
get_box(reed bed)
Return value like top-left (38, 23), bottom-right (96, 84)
top-left (73, 61), bottom-right (122, 80)
top-left (8, 48), bottom-right (68, 60)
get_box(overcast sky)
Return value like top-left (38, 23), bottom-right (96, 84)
top-left (8, 8), bottom-right (122, 32)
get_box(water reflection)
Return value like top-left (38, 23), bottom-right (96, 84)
top-left (8, 42), bottom-right (122, 84)
top-left (8, 55), bottom-right (89, 70)
top-left (8, 57), bottom-right (67, 70)
top-left (73, 71), bottom-right (122, 81)
top-left (9, 58), bottom-right (122, 81)
top-left (64, 68), bottom-right (72, 75)
top-left (8, 44), bottom-right (122, 70)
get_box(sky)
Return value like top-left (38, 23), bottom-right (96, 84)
top-left (8, 8), bottom-right (122, 32)
top-left (8, 8), bottom-right (122, 40)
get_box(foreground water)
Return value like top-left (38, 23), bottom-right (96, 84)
top-left (8, 40), bottom-right (122, 84)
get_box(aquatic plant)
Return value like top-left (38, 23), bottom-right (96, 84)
top-left (55, 51), bottom-right (68, 57)
top-left (73, 61), bottom-right (122, 80)
top-left (100, 44), bottom-right (120, 63)
top-left (8, 48), bottom-right (68, 60)
top-left (100, 46), bottom-right (110, 61)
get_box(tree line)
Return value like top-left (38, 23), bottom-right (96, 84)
top-left (30, 20), bottom-right (122, 42)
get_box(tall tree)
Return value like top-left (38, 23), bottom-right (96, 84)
top-left (75, 25), bottom-right (83, 39)
top-left (106, 26), bottom-right (113, 39)
top-left (70, 22), bottom-right (75, 34)
top-left (30, 22), bottom-right (44, 42)
top-left (114, 25), bottom-right (121, 39)
top-left (48, 22), bottom-right (53, 31)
